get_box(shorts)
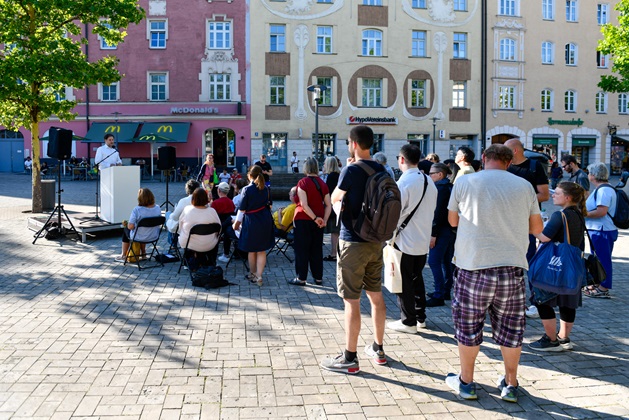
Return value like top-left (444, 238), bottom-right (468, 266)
top-left (337, 239), bottom-right (383, 300)
top-left (451, 266), bottom-right (526, 348)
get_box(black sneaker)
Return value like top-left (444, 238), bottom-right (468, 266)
top-left (557, 335), bottom-right (573, 350)
top-left (528, 334), bottom-right (563, 352)
top-left (320, 354), bottom-right (360, 374)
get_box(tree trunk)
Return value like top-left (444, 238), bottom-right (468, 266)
top-left (31, 122), bottom-right (43, 213)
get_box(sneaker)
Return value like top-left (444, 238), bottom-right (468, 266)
top-left (445, 373), bottom-right (477, 400)
top-left (387, 320), bottom-right (417, 334)
top-left (426, 297), bottom-right (445, 307)
top-left (557, 335), bottom-right (573, 350)
top-left (525, 305), bottom-right (539, 318)
top-left (320, 353), bottom-right (360, 374)
top-left (417, 321), bottom-right (427, 330)
top-left (218, 254), bottom-right (230, 263)
top-left (364, 344), bottom-right (387, 365)
top-left (528, 334), bottom-right (563, 352)
top-left (497, 376), bottom-right (519, 403)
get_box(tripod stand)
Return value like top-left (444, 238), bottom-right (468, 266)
top-left (33, 159), bottom-right (79, 244)
top-left (160, 168), bottom-right (175, 211)
top-left (82, 148), bottom-right (118, 223)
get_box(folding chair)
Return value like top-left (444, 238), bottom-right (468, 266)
top-left (178, 223), bottom-right (222, 280)
top-left (267, 229), bottom-right (294, 262)
top-left (225, 237), bottom-right (249, 272)
top-left (124, 216), bottom-right (166, 270)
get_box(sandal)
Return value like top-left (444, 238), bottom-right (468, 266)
top-left (256, 276), bottom-right (263, 287)
top-left (245, 272), bottom-right (256, 281)
top-left (287, 278), bottom-right (306, 286)
top-left (583, 286), bottom-right (610, 298)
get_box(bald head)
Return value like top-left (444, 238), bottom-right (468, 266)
top-left (504, 139), bottom-right (525, 164)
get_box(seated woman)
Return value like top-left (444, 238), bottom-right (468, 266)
top-left (115, 188), bottom-right (162, 262)
top-left (178, 187), bottom-right (222, 270)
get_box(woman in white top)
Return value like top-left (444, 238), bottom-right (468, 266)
top-left (178, 188), bottom-right (222, 269)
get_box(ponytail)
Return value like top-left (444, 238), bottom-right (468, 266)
top-left (557, 181), bottom-right (587, 217)
top-left (248, 165), bottom-right (265, 190)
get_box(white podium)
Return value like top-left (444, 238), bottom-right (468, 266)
top-left (100, 166), bottom-right (140, 223)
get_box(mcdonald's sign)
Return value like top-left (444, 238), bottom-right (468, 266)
top-left (104, 125), bottom-right (121, 133)
top-left (157, 125), bottom-right (173, 133)
top-left (139, 135), bottom-right (156, 142)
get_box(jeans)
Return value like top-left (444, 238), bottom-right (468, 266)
top-left (428, 227), bottom-right (455, 299)
top-left (293, 219), bottom-right (324, 281)
top-left (397, 253), bottom-right (427, 326)
top-left (589, 228), bottom-right (618, 289)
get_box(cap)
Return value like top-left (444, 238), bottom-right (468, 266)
top-left (218, 182), bottom-right (230, 193)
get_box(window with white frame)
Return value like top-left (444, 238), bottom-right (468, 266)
top-left (412, 30), bottom-right (427, 57)
top-left (566, 1), bottom-right (578, 22)
top-left (499, 86), bottom-right (515, 109)
top-left (597, 4), bottom-right (609, 25)
top-left (596, 92), bottom-right (608, 113)
top-left (597, 51), bottom-right (609, 68)
top-left (453, 33), bottom-right (467, 58)
top-left (270, 76), bottom-right (285, 105)
top-left (100, 82), bottom-right (119, 101)
top-left (565, 90), bottom-right (576, 112)
top-left (454, 0), bottom-right (467, 11)
top-left (565, 43), bottom-right (577, 65)
top-left (209, 74), bottom-right (231, 101)
top-left (363, 0), bottom-right (382, 5)
top-left (362, 30), bottom-right (382, 56)
top-left (412, 0), bottom-right (426, 8)
top-left (500, 38), bottom-right (516, 61)
top-left (54, 88), bottom-right (66, 102)
top-left (208, 21), bottom-right (231, 49)
top-left (452, 81), bottom-right (466, 108)
top-left (148, 20), bottom-right (167, 49)
top-left (541, 89), bottom-right (553, 111)
top-left (410, 80), bottom-right (426, 107)
top-left (99, 23), bottom-right (117, 50)
top-left (149, 73), bottom-right (168, 101)
top-left (542, 41), bottom-right (554, 64)
top-left (362, 79), bottom-right (382, 107)
top-left (619, 93), bottom-right (628, 114)
top-left (316, 77), bottom-right (333, 105)
top-left (499, 0), bottom-right (517, 15)
top-left (316, 26), bottom-right (332, 54)
top-left (542, 0), bottom-right (555, 19)
top-left (318, 0), bottom-right (332, 3)
top-left (270, 24), bottom-right (286, 52)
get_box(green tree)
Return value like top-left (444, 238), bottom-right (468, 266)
top-left (0, 1), bottom-right (144, 212)
top-left (599, 1), bottom-right (629, 93)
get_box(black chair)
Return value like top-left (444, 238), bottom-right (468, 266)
top-left (225, 237), bottom-right (249, 272)
top-left (178, 223), bottom-right (222, 280)
top-left (267, 229), bottom-right (294, 262)
top-left (124, 216), bottom-right (166, 270)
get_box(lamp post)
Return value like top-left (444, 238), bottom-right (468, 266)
top-left (431, 116), bottom-right (439, 155)
top-left (307, 84), bottom-right (327, 166)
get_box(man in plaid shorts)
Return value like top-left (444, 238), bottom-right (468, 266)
top-left (446, 144), bottom-right (543, 403)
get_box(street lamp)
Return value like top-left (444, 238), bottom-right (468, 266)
top-left (431, 116), bottom-right (440, 155)
top-left (307, 84), bottom-right (327, 165)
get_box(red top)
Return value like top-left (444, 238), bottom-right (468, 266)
top-left (294, 176), bottom-right (329, 222)
top-left (211, 197), bottom-right (235, 216)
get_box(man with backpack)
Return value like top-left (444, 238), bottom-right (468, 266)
top-left (320, 125), bottom-right (397, 374)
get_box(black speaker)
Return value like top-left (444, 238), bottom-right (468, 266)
top-left (47, 127), bottom-right (73, 160)
top-left (158, 146), bottom-right (176, 170)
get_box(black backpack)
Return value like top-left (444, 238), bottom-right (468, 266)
top-left (192, 266), bottom-right (230, 288)
top-left (351, 161), bottom-right (402, 242)
top-left (594, 184), bottom-right (629, 229)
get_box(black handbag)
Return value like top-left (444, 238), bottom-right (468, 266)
top-left (584, 231), bottom-right (607, 286)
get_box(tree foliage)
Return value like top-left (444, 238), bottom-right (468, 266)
top-left (0, 0), bottom-right (144, 212)
top-left (599, 1), bottom-right (629, 93)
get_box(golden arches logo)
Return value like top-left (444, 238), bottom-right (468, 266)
top-left (139, 135), bottom-right (156, 142)
top-left (157, 125), bottom-right (173, 133)
top-left (104, 125), bottom-right (120, 133)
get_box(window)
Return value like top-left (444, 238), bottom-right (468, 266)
top-left (149, 73), bottom-right (167, 101)
top-left (597, 51), bottom-right (609, 68)
top-left (542, 42), bottom-right (554, 64)
top-left (316, 26), bottom-right (332, 54)
top-left (371, 133), bottom-right (384, 155)
top-left (412, 31), bottom-right (427, 57)
top-left (54, 88), bottom-right (66, 102)
top-left (208, 21), bottom-right (231, 49)
top-left (209, 74), bottom-right (231, 101)
top-left (566, 1), bottom-right (577, 22)
top-left (542, 0), bottom-right (555, 19)
top-left (270, 24), bottom-right (286, 52)
top-left (499, 86), bottom-right (515, 109)
top-left (99, 23), bottom-right (117, 50)
top-left (499, 0), bottom-right (517, 16)
top-left (597, 4), bottom-right (609, 25)
top-left (596, 92), bottom-right (608, 113)
top-left (565, 43), bottom-right (577, 65)
top-left (541, 89), bottom-right (553, 111)
top-left (619, 93), bottom-right (628, 114)
top-left (452, 82), bottom-right (466, 108)
top-left (316, 77), bottom-right (332, 106)
top-left (453, 33), bottom-right (467, 58)
top-left (564, 90), bottom-right (576, 112)
top-left (410, 80), bottom-right (426, 107)
top-left (454, 0), bottom-right (467, 11)
top-left (412, 0), bottom-right (427, 8)
top-left (500, 38), bottom-right (516, 61)
top-left (148, 20), bottom-right (167, 49)
top-left (270, 76), bottom-right (285, 105)
top-left (318, 0), bottom-right (332, 3)
top-left (363, 0), bottom-right (382, 5)
top-left (100, 82), bottom-right (119, 102)
top-left (362, 30), bottom-right (382, 56)
top-left (362, 78), bottom-right (382, 107)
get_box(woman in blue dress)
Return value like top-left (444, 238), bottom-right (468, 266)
top-left (233, 165), bottom-right (274, 286)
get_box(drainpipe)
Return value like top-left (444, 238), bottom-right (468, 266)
top-left (85, 23), bottom-right (91, 161)
top-left (481, 0), bottom-right (487, 153)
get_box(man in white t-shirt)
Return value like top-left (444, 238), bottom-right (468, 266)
top-left (290, 151), bottom-right (299, 173)
top-left (95, 133), bottom-right (122, 169)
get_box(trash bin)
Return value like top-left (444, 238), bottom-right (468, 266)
top-left (41, 179), bottom-right (55, 211)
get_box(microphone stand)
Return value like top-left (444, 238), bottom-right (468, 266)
top-left (81, 148), bottom-right (119, 223)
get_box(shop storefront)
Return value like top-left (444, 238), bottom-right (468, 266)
top-left (262, 132), bottom-right (288, 169)
top-left (205, 128), bottom-right (236, 168)
top-left (407, 134), bottom-right (429, 157)
top-left (571, 135), bottom-right (595, 170)
top-left (532, 135), bottom-right (559, 162)
top-left (611, 135), bottom-right (629, 175)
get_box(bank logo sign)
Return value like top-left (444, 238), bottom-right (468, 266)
top-left (347, 116), bottom-right (398, 125)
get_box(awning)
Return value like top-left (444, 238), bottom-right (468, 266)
top-left (82, 122), bottom-right (141, 143)
top-left (131, 122), bottom-right (190, 143)
top-left (533, 136), bottom-right (558, 146)
top-left (614, 135), bottom-right (629, 143)
top-left (572, 136), bottom-right (596, 147)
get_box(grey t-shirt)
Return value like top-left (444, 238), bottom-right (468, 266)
top-left (448, 169), bottom-right (540, 271)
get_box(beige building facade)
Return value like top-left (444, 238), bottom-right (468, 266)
top-left (486, 0), bottom-right (628, 174)
top-left (249, 0), bottom-right (483, 171)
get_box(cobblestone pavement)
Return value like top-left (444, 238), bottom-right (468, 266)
top-left (0, 173), bottom-right (628, 419)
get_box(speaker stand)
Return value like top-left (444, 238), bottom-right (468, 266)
top-left (160, 169), bottom-right (175, 211)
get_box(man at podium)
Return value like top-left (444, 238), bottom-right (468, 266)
top-left (95, 133), bottom-right (122, 169)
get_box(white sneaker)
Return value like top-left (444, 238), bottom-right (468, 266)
top-left (218, 255), bottom-right (230, 263)
top-left (525, 305), bottom-right (539, 319)
top-left (387, 320), bottom-right (417, 334)
top-left (417, 321), bottom-right (427, 330)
